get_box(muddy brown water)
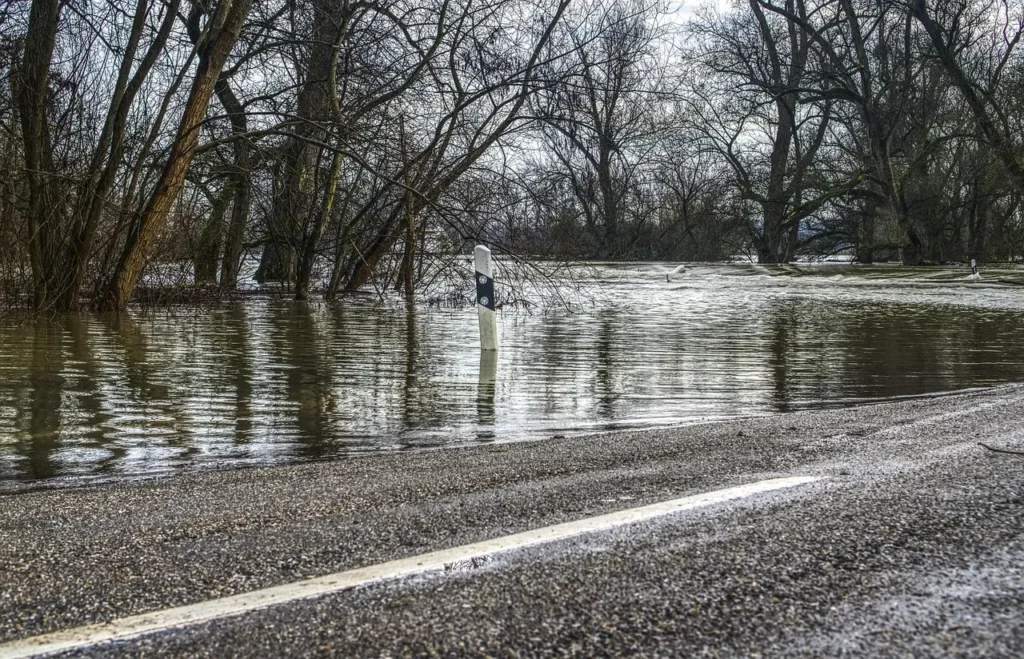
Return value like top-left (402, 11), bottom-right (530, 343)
top-left (2, 263), bottom-right (1023, 489)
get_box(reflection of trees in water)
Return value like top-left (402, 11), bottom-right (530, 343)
top-left (595, 310), bottom-right (615, 421)
top-left (15, 317), bottom-right (123, 479)
top-left (533, 311), bottom-right (589, 420)
top-left (402, 301), bottom-right (421, 432)
top-left (6, 292), bottom-right (1024, 485)
top-left (105, 313), bottom-right (197, 460)
top-left (23, 322), bottom-right (64, 479)
top-left (394, 303), bottom-right (454, 442)
top-left (477, 350), bottom-right (497, 439)
top-left (65, 315), bottom-right (124, 474)
top-left (166, 302), bottom-right (257, 454)
top-left (217, 305), bottom-right (254, 440)
top-left (830, 306), bottom-right (957, 400)
top-left (270, 302), bottom-right (335, 460)
top-left (768, 307), bottom-right (796, 413)
top-left (16, 307), bottom-right (267, 480)
top-left (763, 301), bottom-right (1024, 407)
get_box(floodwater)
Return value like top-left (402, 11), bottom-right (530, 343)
top-left (2, 263), bottom-right (1024, 489)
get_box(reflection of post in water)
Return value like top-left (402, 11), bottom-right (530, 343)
top-left (476, 350), bottom-right (497, 439)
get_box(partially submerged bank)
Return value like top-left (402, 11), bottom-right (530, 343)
top-left (1, 385), bottom-right (1023, 655)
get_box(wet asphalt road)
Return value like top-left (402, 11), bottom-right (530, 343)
top-left (2, 385), bottom-right (1023, 657)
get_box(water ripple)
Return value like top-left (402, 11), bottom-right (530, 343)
top-left (2, 263), bottom-right (1024, 488)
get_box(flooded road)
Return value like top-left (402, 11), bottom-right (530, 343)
top-left (2, 263), bottom-right (1024, 487)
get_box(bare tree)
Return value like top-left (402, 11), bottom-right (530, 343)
top-left (535, 0), bottom-right (667, 257)
top-left (911, 0), bottom-right (1024, 195)
top-left (99, 0), bottom-right (253, 310)
top-left (687, 1), bottom-right (840, 263)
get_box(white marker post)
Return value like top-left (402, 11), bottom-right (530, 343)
top-left (474, 245), bottom-right (498, 351)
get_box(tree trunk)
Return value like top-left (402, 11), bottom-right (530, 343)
top-left (295, 150), bottom-right (343, 300)
top-left (968, 173), bottom-right (991, 263)
top-left (912, 3), bottom-right (1024, 197)
top-left (901, 232), bottom-right (923, 266)
top-left (856, 198), bottom-right (877, 264)
top-left (260, 2), bottom-right (342, 285)
top-left (59, 0), bottom-right (180, 311)
top-left (760, 92), bottom-right (797, 265)
top-left (256, 149), bottom-right (301, 284)
top-left (15, 0), bottom-right (61, 309)
top-left (99, 0), bottom-right (253, 310)
top-left (195, 182), bottom-right (234, 284)
top-left (216, 77), bottom-right (252, 289)
top-left (757, 199), bottom-right (791, 264)
top-left (597, 140), bottom-right (618, 256)
top-left (394, 193), bottom-right (417, 297)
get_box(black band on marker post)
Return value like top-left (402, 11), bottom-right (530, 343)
top-left (475, 272), bottom-right (495, 310)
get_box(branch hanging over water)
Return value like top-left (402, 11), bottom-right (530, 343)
top-left (978, 442), bottom-right (1024, 456)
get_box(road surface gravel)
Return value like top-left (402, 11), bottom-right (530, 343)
top-left (1, 385), bottom-right (1022, 656)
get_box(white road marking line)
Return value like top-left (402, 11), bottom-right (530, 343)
top-left (0, 476), bottom-right (819, 658)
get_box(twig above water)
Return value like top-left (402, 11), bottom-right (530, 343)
top-left (978, 442), bottom-right (1024, 456)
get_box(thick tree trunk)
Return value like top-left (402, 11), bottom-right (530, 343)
top-left (761, 206), bottom-right (794, 264)
top-left (99, 0), bottom-right (253, 310)
top-left (260, 3), bottom-right (342, 285)
top-left (0, 153), bottom-right (14, 246)
top-left (195, 182), bottom-right (234, 284)
top-left (597, 141), bottom-right (618, 255)
top-left (968, 174), bottom-right (991, 263)
top-left (901, 232), bottom-right (923, 266)
top-left (756, 92), bottom-right (797, 264)
top-left (295, 151), bottom-right (343, 300)
top-left (15, 0), bottom-right (61, 309)
top-left (215, 78), bottom-right (252, 289)
top-left (868, 127), bottom-right (919, 264)
top-left (256, 148), bottom-right (301, 284)
top-left (755, 211), bottom-right (789, 265)
top-left (746, 0), bottom-right (804, 266)
top-left (856, 198), bottom-right (877, 264)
